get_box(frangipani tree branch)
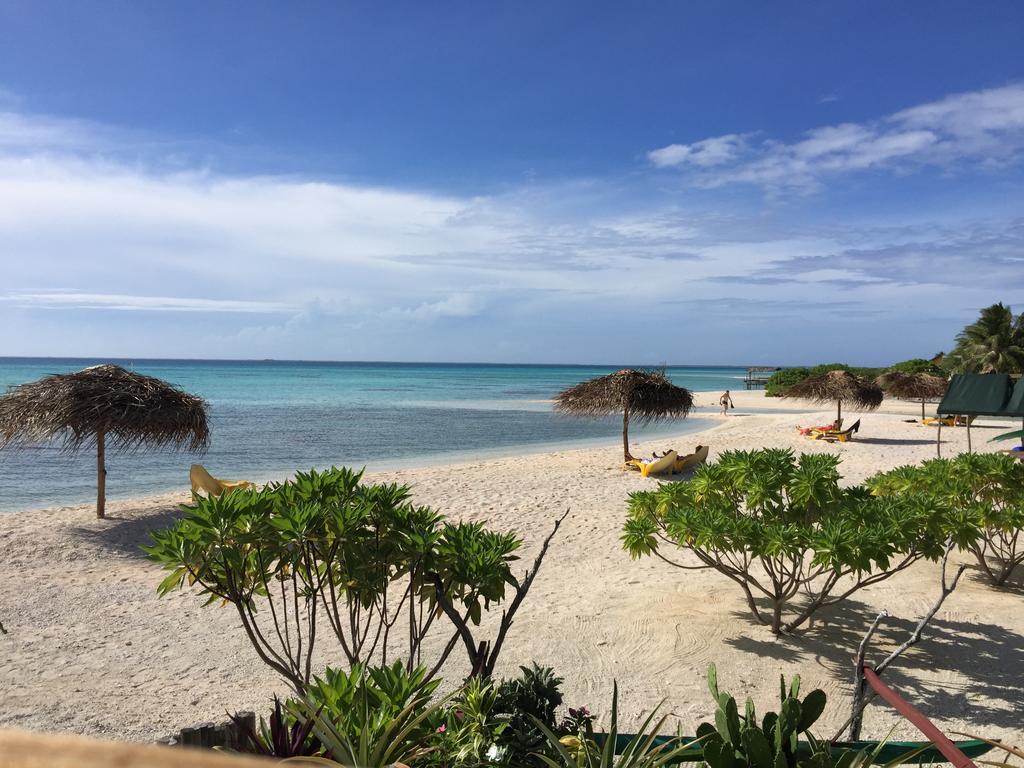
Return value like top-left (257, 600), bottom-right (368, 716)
top-left (430, 509), bottom-right (569, 679)
top-left (839, 541), bottom-right (966, 741)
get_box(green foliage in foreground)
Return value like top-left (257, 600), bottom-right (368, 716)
top-left (623, 449), bottom-right (951, 634)
top-left (868, 453), bottom-right (1024, 586)
top-left (229, 661), bottom-right (881, 768)
top-left (143, 466), bottom-right (523, 691)
top-left (764, 364), bottom-right (884, 397)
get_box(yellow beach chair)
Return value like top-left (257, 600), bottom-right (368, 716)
top-left (674, 445), bottom-right (709, 474)
top-left (189, 464), bottom-right (254, 497)
top-left (810, 419), bottom-right (861, 443)
top-left (629, 450), bottom-right (678, 477)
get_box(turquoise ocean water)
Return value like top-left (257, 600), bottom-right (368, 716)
top-left (0, 358), bottom-right (746, 512)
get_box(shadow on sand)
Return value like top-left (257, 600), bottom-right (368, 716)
top-left (68, 507), bottom-right (185, 559)
top-left (724, 593), bottom-right (1024, 729)
top-left (853, 437), bottom-right (937, 446)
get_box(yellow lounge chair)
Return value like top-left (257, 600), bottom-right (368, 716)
top-left (674, 445), bottom-right (709, 474)
top-left (810, 419), bottom-right (861, 443)
top-left (922, 416), bottom-right (956, 427)
top-left (189, 464), bottom-right (254, 497)
top-left (635, 450), bottom-right (678, 477)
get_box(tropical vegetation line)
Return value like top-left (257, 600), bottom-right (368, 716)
top-left (765, 302), bottom-right (1024, 396)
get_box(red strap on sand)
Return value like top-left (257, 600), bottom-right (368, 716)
top-left (862, 666), bottom-right (976, 768)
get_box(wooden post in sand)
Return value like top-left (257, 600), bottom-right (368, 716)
top-left (622, 405), bottom-right (631, 462)
top-left (96, 429), bottom-right (106, 518)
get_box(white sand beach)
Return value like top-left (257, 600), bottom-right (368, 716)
top-left (0, 390), bottom-right (1021, 745)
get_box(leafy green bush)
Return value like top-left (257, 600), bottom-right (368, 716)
top-left (869, 453), bottom-right (1024, 586)
top-left (435, 676), bottom-right (508, 766)
top-left (493, 664), bottom-right (565, 767)
top-left (765, 368), bottom-right (811, 397)
top-left (623, 449), bottom-right (951, 634)
top-left (144, 467), bottom-right (528, 691)
top-left (884, 358), bottom-right (944, 376)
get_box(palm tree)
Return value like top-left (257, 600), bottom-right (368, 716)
top-left (949, 303), bottom-right (1024, 374)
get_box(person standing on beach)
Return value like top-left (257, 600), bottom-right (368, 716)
top-left (720, 390), bottom-right (734, 415)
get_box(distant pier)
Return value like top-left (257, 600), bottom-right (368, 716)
top-left (745, 366), bottom-right (781, 390)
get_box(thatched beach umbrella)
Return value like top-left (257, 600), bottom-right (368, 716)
top-left (0, 364), bottom-right (209, 517)
top-left (875, 372), bottom-right (948, 419)
top-left (783, 369), bottom-right (883, 423)
top-left (554, 368), bottom-right (694, 462)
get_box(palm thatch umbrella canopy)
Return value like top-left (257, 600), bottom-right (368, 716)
top-left (782, 369), bottom-right (883, 423)
top-left (0, 364), bottom-right (209, 517)
top-left (554, 368), bottom-right (694, 461)
top-left (875, 371), bottom-right (948, 419)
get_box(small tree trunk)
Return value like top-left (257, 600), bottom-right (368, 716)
top-left (96, 429), bottom-right (106, 519)
top-left (622, 405), bottom-right (633, 462)
top-left (771, 600), bottom-right (783, 634)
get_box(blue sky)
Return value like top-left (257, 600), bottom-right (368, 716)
top-left (1, 2), bottom-right (1023, 365)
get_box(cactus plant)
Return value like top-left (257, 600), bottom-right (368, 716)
top-left (698, 664), bottom-right (858, 768)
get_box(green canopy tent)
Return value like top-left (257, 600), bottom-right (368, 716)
top-left (935, 373), bottom-right (1018, 456)
top-left (987, 377), bottom-right (1024, 449)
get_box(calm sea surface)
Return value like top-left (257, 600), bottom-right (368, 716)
top-left (0, 358), bottom-right (746, 511)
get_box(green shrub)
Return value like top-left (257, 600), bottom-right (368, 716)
top-left (623, 449), bottom-right (950, 634)
top-left (144, 467), bottom-right (525, 692)
top-left (868, 453), bottom-right (1024, 586)
top-left (493, 664), bottom-right (565, 767)
top-left (765, 368), bottom-right (811, 397)
top-left (884, 358), bottom-right (944, 376)
top-left (765, 364), bottom-right (883, 397)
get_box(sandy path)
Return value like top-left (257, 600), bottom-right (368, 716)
top-left (0, 391), bottom-right (1021, 745)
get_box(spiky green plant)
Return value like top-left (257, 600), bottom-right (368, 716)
top-left (533, 682), bottom-right (701, 768)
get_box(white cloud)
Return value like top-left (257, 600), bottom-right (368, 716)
top-left (389, 293), bottom-right (485, 321)
top-left (647, 133), bottom-right (747, 168)
top-left (0, 104), bottom-right (1022, 363)
top-left (649, 83), bottom-right (1024, 190)
top-left (0, 291), bottom-right (295, 313)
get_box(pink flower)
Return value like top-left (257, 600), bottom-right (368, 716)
top-left (436, 724), bottom-right (447, 733)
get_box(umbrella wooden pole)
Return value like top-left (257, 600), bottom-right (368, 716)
top-left (937, 421), bottom-right (942, 458)
top-left (837, 400), bottom-right (842, 425)
top-left (921, 400), bottom-right (926, 420)
top-left (966, 420), bottom-right (972, 454)
top-left (622, 405), bottom-right (632, 462)
top-left (96, 429), bottom-right (106, 518)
